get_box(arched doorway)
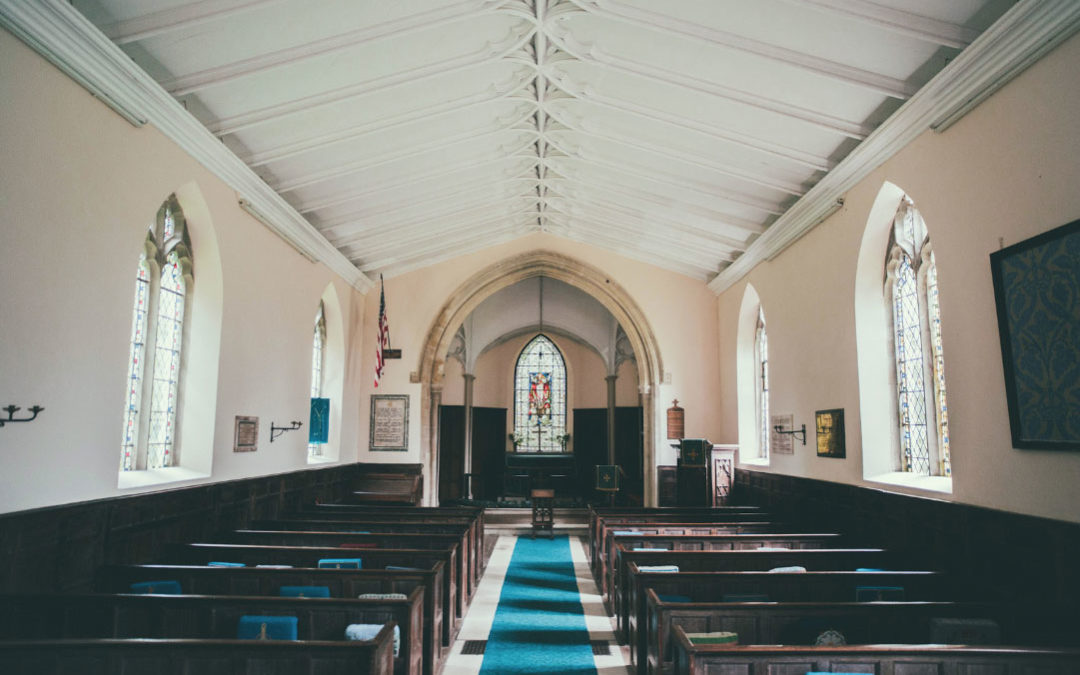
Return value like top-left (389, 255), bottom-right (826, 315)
top-left (416, 250), bottom-right (663, 506)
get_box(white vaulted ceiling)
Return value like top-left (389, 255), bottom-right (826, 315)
top-left (10, 0), bottom-right (1080, 286)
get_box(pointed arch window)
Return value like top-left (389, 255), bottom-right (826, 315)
top-left (120, 196), bottom-right (193, 471)
top-left (512, 335), bottom-right (567, 453)
top-left (885, 199), bottom-right (950, 477)
top-left (754, 308), bottom-right (770, 460)
top-left (308, 302), bottom-right (327, 459)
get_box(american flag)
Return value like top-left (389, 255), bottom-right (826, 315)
top-left (374, 275), bottom-right (389, 387)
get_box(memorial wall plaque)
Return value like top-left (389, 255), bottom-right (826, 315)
top-left (370, 395), bottom-right (408, 451)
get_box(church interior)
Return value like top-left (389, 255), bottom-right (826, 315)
top-left (2, 1), bottom-right (1079, 672)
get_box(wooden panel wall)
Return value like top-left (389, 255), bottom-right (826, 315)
top-left (0, 465), bottom-right (360, 594)
top-left (733, 469), bottom-right (1080, 605)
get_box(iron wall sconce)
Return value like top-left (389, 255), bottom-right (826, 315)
top-left (773, 423), bottom-right (807, 445)
top-left (270, 420), bottom-right (303, 443)
top-left (1, 405), bottom-right (44, 427)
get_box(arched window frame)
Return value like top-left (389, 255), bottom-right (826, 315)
top-left (883, 199), bottom-right (951, 477)
top-left (308, 301), bottom-right (327, 459)
top-left (120, 195), bottom-right (193, 471)
top-left (512, 334), bottom-right (567, 453)
top-left (754, 308), bottom-right (770, 460)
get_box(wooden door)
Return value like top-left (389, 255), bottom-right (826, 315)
top-left (438, 405), bottom-right (465, 503)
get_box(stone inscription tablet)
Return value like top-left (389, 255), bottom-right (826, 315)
top-left (370, 395), bottom-right (408, 451)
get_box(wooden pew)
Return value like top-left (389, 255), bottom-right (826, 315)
top-left (591, 510), bottom-right (772, 577)
top-left (597, 522), bottom-right (785, 602)
top-left (589, 506), bottom-right (767, 568)
top-left (98, 563), bottom-right (445, 675)
top-left (669, 627), bottom-right (1080, 675)
top-left (253, 517), bottom-right (481, 597)
top-left (601, 532), bottom-right (844, 614)
top-left (612, 547), bottom-right (890, 643)
top-left (303, 504), bottom-right (486, 574)
top-left (626, 568), bottom-right (945, 670)
top-left (226, 529), bottom-right (468, 618)
top-left (349, 473), bottom-right (423, 505)
top-left (0, 592), bottom-right (421, 675)
top-left (646, 592), bottom-right (1080, 675)
top-left (164, 543), bottom-right (460, 650)
top-left (0, 633), bottom-right (396, 675)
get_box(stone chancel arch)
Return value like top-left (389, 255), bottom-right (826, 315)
top-left (416, 250), bottom-right (663, 506)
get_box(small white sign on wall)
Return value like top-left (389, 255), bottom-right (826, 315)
top-left (770, 414), bottom-right (794, 455)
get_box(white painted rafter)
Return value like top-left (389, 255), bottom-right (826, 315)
top-left (569, 0), bottom-right (919, 98)
top-left (782, 0), bottom-right (979, 49)
top-left (100, 0), bottom-right (285, 45)
top-left (161, 0), bottom-right (518, 96)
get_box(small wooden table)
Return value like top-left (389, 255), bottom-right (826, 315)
top-left (530, 488), bottom-right (555, 539)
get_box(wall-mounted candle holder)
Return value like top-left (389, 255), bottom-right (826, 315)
top-left (773, 423), bottom-right (806, 445)
top-left (270, 420), bottom-right (303, 443)
top-left (1, 405), bottom-right (44, 428)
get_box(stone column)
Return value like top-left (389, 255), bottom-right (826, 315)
top-left (462, 373), bottom-right (476, 499)
top-left (606, 374), bottom-right (618, 465)
top-left (428, 384), bottom-right (442, 506)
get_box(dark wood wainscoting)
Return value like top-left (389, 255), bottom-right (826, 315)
top-left (0, 465), bottom-right (359, 594)
top-left (733, 469), bottom-right (1080, 605)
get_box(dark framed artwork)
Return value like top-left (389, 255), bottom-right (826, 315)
top-left (990, 218), bottom-right (1080, 450)
top-left (815, 409), bottom-right (845, 458)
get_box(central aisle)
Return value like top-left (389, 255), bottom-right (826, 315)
top-left (480, 536), bottom-right (594, 673)
top-left (443, 534), bottom-right (630, 674)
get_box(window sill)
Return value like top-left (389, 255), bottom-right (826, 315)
top-left (117, 466), bottom-right (210, 490)
top-left (307, 454), bottom-right (338, 465)
top-left (866, 471), bottom-right (952, 494)
top-left (740, 457), bottom-right (770, 467)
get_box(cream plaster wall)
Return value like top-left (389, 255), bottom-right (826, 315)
top-left (358, 234), bottom-right (722, 469)
top-left (716, 32), bottom-right (1080, 523)
top-left (0, 30), bottom-right (367, 514)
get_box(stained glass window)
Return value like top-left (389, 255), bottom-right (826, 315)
top-left (119, 196), bottom-right (192, 472)
top-left (886, 199), bottom-right (949, 477)
top-left (513, 335), bottom-right (567, 453)
top-left (120, 257), bottom-right (151, 471)
top-left (755, 308), bottom-right (769, 460)
top-left (926, 253), bottom-right (951, 476)
top-left (308, 302), bottom-right (326, 459)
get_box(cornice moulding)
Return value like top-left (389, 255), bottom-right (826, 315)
top-left (707, 0), bottom-right (1080, 295)
top-left (0, 0), bottom-right (374, 294)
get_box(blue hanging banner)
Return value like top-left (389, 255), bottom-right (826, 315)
top-left (309, 397), bottom-right (330, 443)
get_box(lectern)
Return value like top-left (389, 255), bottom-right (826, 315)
top-left (676, 438), bottom-right (713, 506)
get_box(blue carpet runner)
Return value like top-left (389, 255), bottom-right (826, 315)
top-left (480, 536), bottom-right (597, 674)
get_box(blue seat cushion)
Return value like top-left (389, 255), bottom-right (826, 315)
top-left (657, 594), bottom-right (692, 603)
top-left (237, 615), bottom-right (298, 640)
top-left (279, 585), bottom-right (330, 598)
top-left (129, 580), bottom-right (181, 595)
top-left (317, 558), bottom-right (362, 569)
top-left (208, 562), bottom-right (245, 568)
top-left (385, 565), bottom-right (422, 571)
top-left (855, 585), bottom-right (904, 601)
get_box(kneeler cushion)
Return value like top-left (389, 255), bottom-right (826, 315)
top-left (237, 615), bottom-right (298, 640)
top-left (637, 565), bottom-right (679, 573)
top-left (346, 623), bottom-right (400, 656)
top-left (129, 580), bottom-right (181, 595)
top-left (686, 631), bottom-right (737, 645)
top-left (279, 585), bottom-right (331, 598)
top-left (657, 594), bottom-right (692, 603)
top-left (318, 558), bottom-right (363, 569)
top-left (358, 593), bottom-right (408, 600)
top-left (385, 565), bottom-right (422, 571)
top-left (208, 561), bottom-right (245, 567)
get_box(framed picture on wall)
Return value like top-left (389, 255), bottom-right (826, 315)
top-left (370, 395), bottom-right (408, 451)
top-left (815, 408), bottom-right (845, 458)
top-left (990, 218), bottom-right (1080, 450)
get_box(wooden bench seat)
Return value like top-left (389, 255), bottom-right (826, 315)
top-left (627, 567), bottom-right (945, 669)
top-left (97, 563), bottom-right (445, 675)
top-left (669, 627), bottom-right (1080, 675)
top-left (646, 593), bottom-right (1079, 675)
top-left (600, 532), bottom-right (844, 613)
top-left (227, 529), bottom-right (469, 616)
top-left (612, 547), bottom-right (890, 643)
top-left (0, 591), bottom-right (421, 675)
top-left (163, 542), bottom-right (460, 643)
top-left (349, 473), bottom-right (423, 505)
top-left (0, 633), bottom-right (396, 675)
top-left (253, 517), bottom-right (482, 595)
